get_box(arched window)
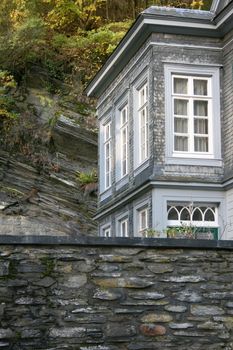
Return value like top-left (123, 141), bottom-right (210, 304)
top-left (167, 202), bottom-right (218, 228)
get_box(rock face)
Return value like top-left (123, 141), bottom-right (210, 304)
top-left (0, 88), bottom-right (98, 236)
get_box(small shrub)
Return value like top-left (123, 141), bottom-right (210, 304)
top-left (76, 169), bottom-right (97, 185)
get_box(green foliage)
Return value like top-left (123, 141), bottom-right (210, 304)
top-left (0, 0), bottom-right (212, 85)
top-left (0, 70), bottom-right (18, 120)
top-left (76, 169), bottom-right (98, 185)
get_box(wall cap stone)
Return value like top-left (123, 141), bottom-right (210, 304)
top-left (0, 235), bottom-right (233, 249)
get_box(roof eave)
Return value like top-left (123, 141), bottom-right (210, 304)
top-left (86, 7), bottom-right (233, 98)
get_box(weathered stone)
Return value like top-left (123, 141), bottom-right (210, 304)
top-left (121, 300), bottom-right (169, 306)
top-left (17, 262), bottom-right (44, 273)
top-left (204, 291), bottom-right (233, 299)
top-left (174, 291), bottom-right (202, 302)
top-left (141, 313), bottom-right (173, 323)
top-left (21, 329), bottom-right (41, 338)
top-left (93, 289), bottom-right (122, 300)
top-left (15, 297), bottom-right (46, 305)
top-left (191, 305), bottom-right (224, 316)
top-left (105, 324), bottom-right (136, 338)
top-left (66, 275), bottom-right (87, 288)
top-left (49, 327), bottom-right (86, 338)
top-left (169, 323), bottom-right (193, 329)
top-left (33, 276), bottom-right (56, 287)
top-left (139, 324), bottom-right (166, 336)
top-left (93, 277), bottom-right (153, 288)
top-left (197, 321), bottom-right (224, 330)
top-left (161, 275), bottom-right (205, 283)
top-left (0, 262), bottom-right (9, 277)
top-left (114, 308), bottom-right (144, 314)
top-left (77, 260), bottom-right (95, 273)
top-left (173, 331), bottom-right (205, 337)
top-left (213, 316), bottom-right (233, 330)
top-left (129, 292), bottom-right (165, 300)
top-left (0, 329), bottom-right (14, 339)
top-left (147, 264), bottom-right (174, 274)
top-left (80, 347), bottom-right (117, 350)
top-left (218, 331), bottom-right (230, 339)
top-left (226, 302), bottom-right (233, 308)
top-left (164, 305), bottom-right (187, 313)
top-left (98, 255), bottom-right (132, 263)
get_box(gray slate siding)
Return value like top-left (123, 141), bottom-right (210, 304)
top-left (223, 29), bottom-right (233, 181)
top-left (96, 28), bottom-right (233, 233)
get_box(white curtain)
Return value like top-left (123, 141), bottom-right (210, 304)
top-left (174, 99), bottom-right (188, 115)
top-left (174, 78), bottom-right (188, 94)
top-left (194, 79), bottom-right (207, 96)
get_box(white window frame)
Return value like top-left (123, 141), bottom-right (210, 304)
top-left (104, 121), bottom-right (112, 190)
top-left (139, 207), bottom-right (148, 232)
top-left (172, 75), bottom-right (212, 155)
top-left (119, 217), bottom-right (129, 237)
top-left (167, 202), bottom-right (218, 228)
top-left (164, 64), bottom-right (222, 166)
top-left (120, 104), bottom-right (129, 178)
top-left (133, 73), bottom-right (150, 171)
top-left (138, 83), bottom-right (149, 164)
top-left (101, 225), bottom-right (111, 237)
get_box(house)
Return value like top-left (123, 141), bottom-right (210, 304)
top-left (86, 0), bottom-right (233, 240)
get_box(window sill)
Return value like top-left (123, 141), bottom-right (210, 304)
top-left (165, 156), bottom-right (222, 167)
top-left (116, 175), bottom-right (129, 190)
top-left (100, 188), bottom-right (112, 201)
top-left (134, 159), bottom-right (149, 176)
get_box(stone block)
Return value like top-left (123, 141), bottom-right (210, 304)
top-left (33, 277), bottom-right (56, 288)
top-left (0, 262), bottom-right (9, 277)
top-left (169, 323), bottom-right (194, 329)
top-left (161, 275), bottom-right (205, 283)
top-left (93, 277), bottom-right (153, 289)
top-left (0, 329), bottom-right (14, 339)
top-left (141, 313), bottom-right (173, 323)
top-left (93, 289), bottom-right (122, 300)
top-left (105, 324), bottom-right (136, 338)
top-left (49, 327), bottom-right (86, 338)
top-left (191, 305), bottom-right (224, 316)
top-left (66, 275), bottom-right (87, 288)
top-left (164, 305), bottom-right (187, 313)
top-left (139, 324), bottom-right (166, 336)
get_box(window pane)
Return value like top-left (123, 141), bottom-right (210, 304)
top-left (174, 78), bottom-right (188, 94)
top-left (167, 207), bottom-right (179, 220)
top-left (204, 209), bottom-right (215, 222)
top-left (140, 209), bottom-right (147, 230)
top-left (174, 99), bottom-right (188, 116)
top-left (139, 84), bottom-right (147, 107)
top-left (194, 119), bottom-right (208, 134)
top-left (174, 136), bottom-right (188, 151)
top-left (180, 207), bottom-right (190, 221)
top-left (194, 80), bottom-right (208, 96)
top-left (121, 107), bottom-right (127, 125)
top-left (175, 118), bottom-right (188, 133)
top-left (194, 100), bottom-right (208, 116)
top-left (192, 208), bottom-right (203, 221)
top-left (194, 137), bottom-right (208, 152)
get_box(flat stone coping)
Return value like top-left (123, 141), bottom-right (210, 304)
top-left (0, 235), bottom-right (233, 249)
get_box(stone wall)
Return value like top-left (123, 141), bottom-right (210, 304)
top-left (0, 236), bottom-right (233, 349)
